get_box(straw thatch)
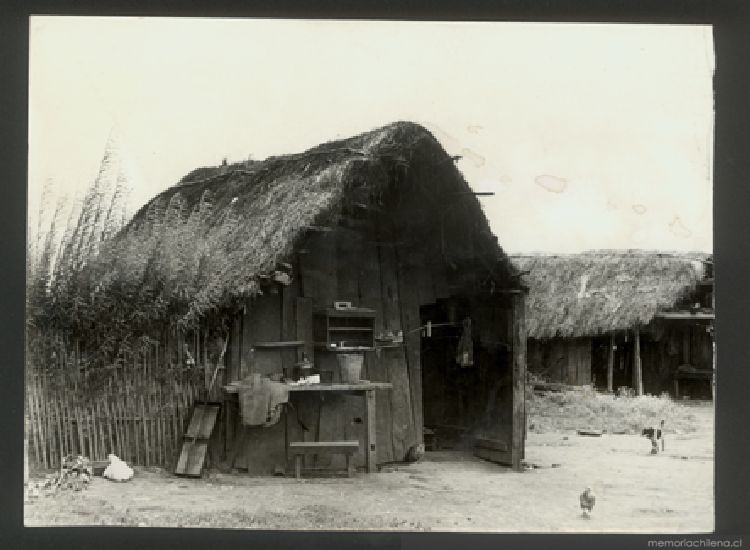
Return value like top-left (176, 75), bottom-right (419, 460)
top-left (512, 250), bottom-right (712, 340)
top-left (103, 121), bottom-right (514, 326)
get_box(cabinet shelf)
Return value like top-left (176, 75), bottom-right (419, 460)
top-left (314, 308), bottom-right (376, 351)
top-left (252, 341), bottom-right (305, 349)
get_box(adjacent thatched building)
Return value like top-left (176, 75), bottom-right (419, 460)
top-left (104, 121), bottom-right (528, 472)
top-left (512, 251), bottom-right (714, 398)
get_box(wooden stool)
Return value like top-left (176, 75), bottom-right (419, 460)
top-left (289, 441), bottom-right (360, 479)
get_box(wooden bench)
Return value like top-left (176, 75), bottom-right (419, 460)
top-left (289, 441), bottom-right (360, 479)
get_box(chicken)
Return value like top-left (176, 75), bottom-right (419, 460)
top-left (103, 453), bottom-right (134, 482)
top-left (580, 487), bottom-right (595, 518)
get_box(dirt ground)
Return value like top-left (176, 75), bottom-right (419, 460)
top-left (24, 402), bottom-right (714, 532)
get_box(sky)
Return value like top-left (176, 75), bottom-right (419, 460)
top-left (28, 18), bottom-right (715, 253)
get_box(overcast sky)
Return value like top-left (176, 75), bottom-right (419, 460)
top-left (28, 18), bottom-right (714, 253)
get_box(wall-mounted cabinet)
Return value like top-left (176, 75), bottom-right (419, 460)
top-left (313, 308), bottom-right (376, 351)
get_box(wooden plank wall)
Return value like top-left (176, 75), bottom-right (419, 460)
top-left (357, 226), bottom-right (395, 465)
top-left (528, 338), bottom-right (592, 386)
top-left (377, 231), bottom-right (417, 461)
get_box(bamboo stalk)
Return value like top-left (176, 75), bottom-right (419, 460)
top-left (156, 381), bottom-right (163, 466)
top-left (161, 382), bottom-right (168, 466)
top-left (61, 387), bottom-right (72, 456)
top-left (63, 392), bottom-right (74, 456)
top-left (132, 369), bottom-right (140, 465)
top-left (96, 398), bottom-right (105, 458)
top-left (28, 374), bottom-right (40, 468)
top-left (172, 380), bottom-right (181, 464)
top-left (102, 397), bottom-right (112, 457)
top-left (29, 374), bottom-right (43, 469)
top-left (116, 397), bottom-right (126, 463)
top-left (75, 402), bottom-right (85, 459)
top-left (151, 378), bottom-right (158, 467)
top-left (36, 373), bottom-right (46, 469)
top-left (153, 385), bottom-right (159, 467)
top-left (114, 396), bottom-right (123, 459)
top-left (41, 374), bottom-right (53, 469)
top-left (59, 389), bottom-right (68, 457)
top-left (89, 403), bottom-right (98, 461)
top-left (140, 393), bottom-right (148, 467)
top-left (149, 380), bottom-right (156, 466)
top-left (104, 397), bottom-right (112, 457)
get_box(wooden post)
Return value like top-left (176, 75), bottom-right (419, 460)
top-left (607, 333), bottom-right (615, 393)
top-left (633, 326), bottom-right (643, 396)
top-left (364, 389), bottom-right (377, 473)
top-left (24, 411), bottom-right (29, 486)
top-left (511, 291), bottom-right (527, 471)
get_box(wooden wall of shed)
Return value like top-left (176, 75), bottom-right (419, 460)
top-left (639, 321), bottom-right (712, 396)
top-left (527, 338), bottom-right (592, 386)
top-left (219, 152), bottom-right (521, 474)
top-left (222, 223), bottom-right (430, 474)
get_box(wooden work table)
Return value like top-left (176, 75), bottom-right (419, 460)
top-left (223, 381), bottom-right (393, 473)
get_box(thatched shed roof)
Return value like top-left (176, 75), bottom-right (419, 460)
top-left (105, 121), bottom-right (515, 326)
top-left (511, 250), bottom-right (712, 339)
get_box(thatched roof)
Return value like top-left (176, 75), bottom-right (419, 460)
top-left (511, 250), bottom-right (712, 339)
top-left (105, 121), bottom-right (515, 325)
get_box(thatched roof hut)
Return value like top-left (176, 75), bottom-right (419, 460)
top-left (32, 122), bottom-right (526, 474)
top-left (107, 121), bottom-right (518, 327)
top-left (62, 121), bottom-right (529, 473)
top-left (512, 250), bottom-right (712, 340)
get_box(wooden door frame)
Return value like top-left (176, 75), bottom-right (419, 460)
top-left (510, 290), bottom-right (527, 471)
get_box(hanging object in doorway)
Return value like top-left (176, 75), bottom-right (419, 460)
top-left (456, 317), bottom-right (474, 367)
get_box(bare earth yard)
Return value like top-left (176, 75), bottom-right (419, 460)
top-left (25, 402), bottom-right (713, 532)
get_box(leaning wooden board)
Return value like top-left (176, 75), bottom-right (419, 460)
top-left (174, 402), bottom-right (221, 477)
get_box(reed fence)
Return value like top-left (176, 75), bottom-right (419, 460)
top-left (25, 345), bottom-right (212, 470)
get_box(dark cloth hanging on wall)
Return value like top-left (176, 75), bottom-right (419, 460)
top-left (456, 317), bottom-right (474, 368)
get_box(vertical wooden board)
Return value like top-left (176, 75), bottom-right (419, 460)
top-left (282, 278), bottom-right (299, 341)
top-left (364, 390), bottom-right (377, 472)
top-left (227, 317), bottom-right (241, 382)
top-left (378, 239), bottom-right (415, 461)
top-left (315, 393), bottom-right (342, 468)
top-left (580, 338), bottom-right (592, 385)
top-left (395, 253), bottom-right (424, 446)
top-left (299, 231), bottom-right (338, 309)
top-left (243, 293), bottom-right (283, 376)
top-left (412, 250), bottom-right (437, 308)
top-left (296, 297), bottom-right (314, 364)
top-left (366, 356), bottom-right (394, 464)
top-left (634, 326), bottom-right (643, 395)
top-left (335, 226), bottom-right (362, 305)
top-left (607, 333), bottom-right (615, 392)
top-left (567, 340), bottom-right (578, 385)
top-left (355, 226), bottom-right (394, 464)
top-left (342, 393), bottom-right (366, 468)
top-left (335, 226), bottom-right (372, 467)
top-left (298, 230), bottom-right (339, 383)
top-left (511, 292), bottom-right (526, 471)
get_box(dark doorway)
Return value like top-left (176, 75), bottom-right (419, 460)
top-left (419, 297), bottom-right (513, 463)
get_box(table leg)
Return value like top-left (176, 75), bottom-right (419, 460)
top-left (364, 389), bottom-right (377, 473)
top-left (295, 454), bottom-right (302, 480)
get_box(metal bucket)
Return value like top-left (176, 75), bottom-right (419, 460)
top-left (336, 353), bottom-right (364, 383)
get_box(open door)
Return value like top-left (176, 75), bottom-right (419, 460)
top-left (472, 291), bottom-right (526, 471)
top-left (420, 294), bottom-right (526, 471)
